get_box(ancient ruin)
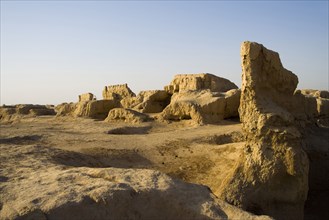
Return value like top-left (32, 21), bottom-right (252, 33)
top-left (158, 89), bottom-right (241, 124)
top-left (218, 42), bottom-right (309, 219)
top-left (121, 90), bottom-right (171, 113)
top-left (102, 84), bottom-right (136, 100)
top-left (1, 41), bottom-right (328, 220)
top-left (0, 104), bottom-right (55, 122)
top-left (158, 73), bottom-right (240, 124)
top-left (164, 73), bottom-right (238, 94)
top-left (78, 93), bottom-right (95, 102)
top-left (105, 108), bottom-right (151, 123)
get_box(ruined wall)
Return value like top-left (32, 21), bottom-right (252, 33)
top-left (164, 73), bottom-right (238, 94)
top-left (219, 42), bottom-right (309, 220)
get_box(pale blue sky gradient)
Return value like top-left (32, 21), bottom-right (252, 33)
top-left (1, 0), bottom-right (328, 105)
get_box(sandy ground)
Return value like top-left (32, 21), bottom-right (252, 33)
top-left (1, 115), bottom-right (328, 219)
top-left (0, 116), bottom-right (244, 196)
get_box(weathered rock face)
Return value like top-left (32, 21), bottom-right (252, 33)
top-left (105, 108), bottom-right (151, 123)
top-left (164, 73), bottom-right (238, 94)
top-left (55, 102), bottom-right (77, 117)
top-left (292, 89), bottom-right (329, 127)
top-left (0, 105), bottom-right (55, 122)
top-left (158, 89), bottom-right (240, 125)
top-left (300, 89), bottom-right (329, 99)
top-left (0, 144), bottom-right (272, 220)
top-left (224, 89), bottom-right (241, 119)
top-left (56, 100), bottom-right (120, 119)
top-left (78, 93), bottom-right (95, 102)
top-left (121, 90), bottom-right (171, 113)
top-left (74, 100), bottom-right (120, 119)
top-left (219, 42), bottom-right (309, 220)
top-left (0, 107), bottom-right (17, 121)
top-left (102, 84), bottom-right (136, 100)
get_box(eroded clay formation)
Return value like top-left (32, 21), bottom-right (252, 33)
top-left (164, 73), bottom-right (238, 94)
top-left (102, 83), bottom-right (136, 100)
top-left (0, 104), bottom-right (55, 122)
top-left (48, 73), bottom-right (242, 124)
top-left (218, 42), bottom-right (310, 220)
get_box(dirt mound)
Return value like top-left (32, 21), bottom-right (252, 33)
top-left (105, 108), bottom-right (151, 123)
top-left (106, 125), bottom-right (152, 135)
top-left (121, 90), bottom-right (171, 113)
top-left (56, 100), bottom-right (120, 119)
top-left (0, 105), bottom-right (55, 122)
top-left (158, 89), bottom-right (240, 125)
top-left (0, 144), bottom-right (271, 220)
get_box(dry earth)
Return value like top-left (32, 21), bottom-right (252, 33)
top-left (1, 111), bottom-right (328, 219)
top-left (2, 115), bottom-right (267, 220)
top-left (0, 116), bottom-right (244, 193)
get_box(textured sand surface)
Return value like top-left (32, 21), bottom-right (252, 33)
top-left (0, 116), bottom-right (244, 191)
top-left (1, 116), bottom-right (272, 220)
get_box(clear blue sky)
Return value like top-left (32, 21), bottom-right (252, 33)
top-left (1, 0), bottom-right (328, 105)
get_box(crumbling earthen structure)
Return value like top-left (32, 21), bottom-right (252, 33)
top-left (164, 73), bottom-right (238, 94)
top-left (219, 42), bottom-right (309, 220)
top-left (78, 93), bottom-right (95, 102)
top-left (0, 104), bottom-right (55, 122)
top-left (121, 90), bottom-right (171, 113)
top-left (158, 89), bottom-right (240, 124)
top-left (105, 108), bottom-right (151, 123)
top-left (102, 84), bottom-right (136, 100)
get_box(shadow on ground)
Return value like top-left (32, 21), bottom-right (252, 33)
top-left (106, 126), bottom-right (152, 135)
top-left (50, 147), bottom-right (152, 169)
top-left (0, 135), bottom-right (43, 145)
top-left (196, 131), bottom-right (245, 145)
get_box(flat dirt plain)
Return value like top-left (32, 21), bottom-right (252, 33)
top-left (0, 116), bottom-right (244, 197)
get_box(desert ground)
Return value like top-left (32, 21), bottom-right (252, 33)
top-left (1, 115), bottom-right (267, 220)
top-left (0, 116), bottom-right (243, 196)
top-left (1, 114), bottom-right (328, 220)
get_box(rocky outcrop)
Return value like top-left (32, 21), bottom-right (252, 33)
top-left (164, 73), bottom-right (238, 94)
top-left (55, 102), bottom-right (77, 116)
top-left (105, 108), bottom-right (151, 123)
top-left (224, 89), bottom-right (241, 118)
top-left (0, 105), bottom-right (56, 122)
top-left (0, 144), bottom-right (272, 220)
top-left (296, 92), bottom-right (329, 218)
top-left (74, 100), bottom-right (120, 119)
top-left (292, 89), bottom-right (329, 127)
top-left (78, 93), bottom-right (95, 102)
top-left (300, 89), bottom-right (329, 99)
top-left (219, 42), bottom-right (309, 220)
top-left (158, 89), bottom-right (240, 125)
top-left (56, 100), bottom-right (120, 119)
top-left (121, 90), bottom-right (171, 113)
top-left (102, 84), bottom-right (136, 100)
top-left (56, 85), bottom-right (135, 119)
